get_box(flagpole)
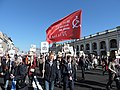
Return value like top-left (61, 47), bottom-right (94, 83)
top-left (74, 39), bottom-right (76, 56)
top-left (42, 41), bottom-right (49, 78)
top-left (41, 46), bottom-right (45, 78)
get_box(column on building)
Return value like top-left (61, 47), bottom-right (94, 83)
top-left (97, 41), bottom-right (100, 56)
top-left (106, 38), bottom-right (110, 56)
top-left (117, 32), bottom-right (120, 50)
top-left (90, 42), bottom-right (92, 53)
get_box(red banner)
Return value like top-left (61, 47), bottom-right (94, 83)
top-left (46, 10), bottom-right (82, 44)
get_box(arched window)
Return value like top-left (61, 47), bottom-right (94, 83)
top-left (100, 41), bottom-right (106, 49)
top-left (86, 43), bottom-right (90, 50)
top-left (110, 39), bottom-right (117, 48)
top-left (92, 42), bottom-right (97, 50)
top-left (80, 44), bottom-right (84, 51)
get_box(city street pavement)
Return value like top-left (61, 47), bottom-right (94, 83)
top-left (0, 66), bottom-right (117, 90)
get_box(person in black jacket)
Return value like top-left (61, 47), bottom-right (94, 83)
top-left (1, 54), bottom-right (11, 89)
top-left (11, 59), bottom-right (27, 89)
top-left (44, 52), bottom-right (57, 90)
top-left (79, 55), bottom-right (85, 80)
top-left (55, 54), bottom-right (62, 88)
top-left (62, 55), bottom-right (75, 90)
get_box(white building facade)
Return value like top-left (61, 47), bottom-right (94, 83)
top-left (0, 31), bottom-right (18, 55)
top-left (72, 26), bottom-right (120, 58)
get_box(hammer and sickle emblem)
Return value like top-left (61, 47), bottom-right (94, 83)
top-left (72, 16), bottom-right (80, 29)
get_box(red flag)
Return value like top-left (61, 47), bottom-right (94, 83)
top-left (46, 10), bottom-right (82, 44)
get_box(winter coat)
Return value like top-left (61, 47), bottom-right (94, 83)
top-left (44, 59), bottom-right (57, 82)
top-left (12, 64), bottom-right (26, 81)
top-left (62, 62), bottom-right (75, 83)
top-left (28, 56), bottom-right (36, 76)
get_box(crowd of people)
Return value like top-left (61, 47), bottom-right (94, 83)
top-left (0, 52), bottom-right (36, 90)
top-left (38, 52), bottom-right (120, 90)
top-left (0, 51), bottom-right (120, 90)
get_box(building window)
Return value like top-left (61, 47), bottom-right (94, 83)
top-left (100, 41), bottom-right (106, 49)
top-left (86, 44), bottom-right (90, 50)
top-left (110, 39), bottom-right (117, 48)
top-left (92, 42), bottom-right (97, 50)
top-left (80, 45), bottom-right (84, 51)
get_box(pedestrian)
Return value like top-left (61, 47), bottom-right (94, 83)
top-left (72, 56), bottom-right (78, 81)
top-left (102, 57), bottom-right (108, 75)
top-left (62, 55), bottom-right (75, 90)
top-left (114, 58), bottom-right (120, 90)
top-left (92, 56), bottom-right (98, 69)
top-left (38, 54), bottom-right (45, 77)
top-left (28, 55), bottom-right (36, 86)
top-left (106, 57), bottom-right (116, 90)
top-left (79, 55), bottom-right (85, 80)
top-left (44, 52), bottom-right (57, 90)
top-left (0, 62), bottom-right (3, 76)
top-left (1, 54), bottom-right (11, 90)
top-left (55, 53), bottom-right (62, 88)
top-left (10, 59), bottom-right (27, 89)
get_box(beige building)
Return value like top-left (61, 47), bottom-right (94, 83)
top-left (71, 26), bottom-right (120, 58)
top-left (0, 31), bottom-right (17, 55)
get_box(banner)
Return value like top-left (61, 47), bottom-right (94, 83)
top-left (46, 10), bottom-right (82, 44)
top-left (41, 42), bottom-right (49, 53)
